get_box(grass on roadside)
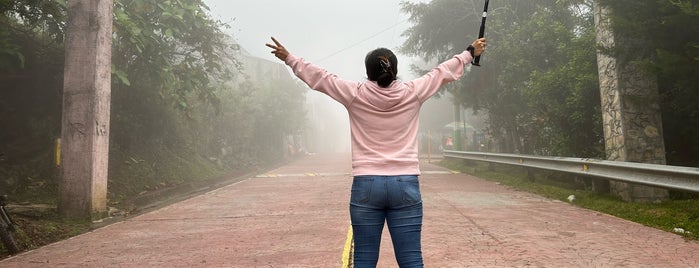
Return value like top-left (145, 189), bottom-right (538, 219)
top-left (438, 158), bottom-right (699, 241)
top-left (0, 208), bottom-right (93, 259)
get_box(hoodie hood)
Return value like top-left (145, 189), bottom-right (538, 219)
top-left (360, 80), bottom-right (412, 111)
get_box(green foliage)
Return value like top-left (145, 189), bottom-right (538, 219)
top-left (400, 0), bottom-right (479, 62)
top-left (0, 0), bottom-right (65, 69)
top-left (0, 208), bottom-right (93, 258)
top-left (401, 0), bottom-right (604, 157)
top-left (112, 0), bottom-right (236, 114)
top-left (1, 1), bottom-right (66, 205)
top-left (522, 14), bottom-right (602, 156)
top-left (0, 0), bottom-right (307, 210)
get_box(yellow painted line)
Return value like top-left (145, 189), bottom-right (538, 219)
top-left (342, 225), bottom-right (353, 268)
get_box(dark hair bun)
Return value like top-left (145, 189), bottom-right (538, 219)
top-left (376, 72), bottom-right (394, 87)
top-left (365, 48), bottom-right (398, 88)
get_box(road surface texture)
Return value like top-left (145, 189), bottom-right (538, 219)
top-left (2, 153), bottom-right (697, 267)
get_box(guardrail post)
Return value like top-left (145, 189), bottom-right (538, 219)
top-left (591, 177), bottom-right (610, 194)
top-left (525, 168), bottom-right (535, 182)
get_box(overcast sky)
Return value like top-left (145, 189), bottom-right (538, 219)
top-left (202, 0), bottom-right (454, 152)
top-left (203, 0), bottom-right (427, 81)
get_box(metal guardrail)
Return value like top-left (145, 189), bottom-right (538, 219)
top-left (443, 150), bottom-right (699, 193)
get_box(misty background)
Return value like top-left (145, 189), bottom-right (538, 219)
top-left (2, 0), bottom-right (699, 253)
top-left (205, 0), bottom-right (459, 153)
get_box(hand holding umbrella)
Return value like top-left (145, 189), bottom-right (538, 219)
top-left (473, 0), bottom-right (489, 66)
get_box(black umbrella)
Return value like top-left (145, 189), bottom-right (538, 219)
top-left (473, 0), bottom-right (489, 66)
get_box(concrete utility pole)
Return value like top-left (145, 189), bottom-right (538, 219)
top-left (593, 2), bottom-right (668, 202)
top-left (59, 0), bottom-right (113, 219)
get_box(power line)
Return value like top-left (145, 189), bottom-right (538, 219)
top-left (315, 19), bottom-right (408, 63)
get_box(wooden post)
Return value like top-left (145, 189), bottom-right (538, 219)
top-left (59, 0), bottom-right (113, 219)
top-left (427, 130), bottom-right (432, 163)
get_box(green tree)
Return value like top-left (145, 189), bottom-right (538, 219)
top-left (1, 1), bottom-right (67, 203)
top-left (0, 0), bottom-right (308, 204)
top-left (401, 0), bottom-right (603, 157)
top-left (515, 2), bottom-right (602, 156)
top-left (112, 0), bottom-right (235, 111)
top-left (109, 0), bottom-right (236, 154)
top-left (0, 0), bottom-right (66, 70)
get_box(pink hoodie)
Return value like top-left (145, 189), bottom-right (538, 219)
top-left (284, 50), bottom-right (473, 176)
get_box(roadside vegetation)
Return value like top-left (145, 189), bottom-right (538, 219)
top-left (438, 158), bottom-right (699, 241)
top-left (1, 0), bottom-right (698, 259)
top-left (0, 0), bottom-right (306, 258)
top-left (402, 0), bottom-right (699, 164)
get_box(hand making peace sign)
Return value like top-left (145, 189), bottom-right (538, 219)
top-left (265, 37), bottom-right (289, 61)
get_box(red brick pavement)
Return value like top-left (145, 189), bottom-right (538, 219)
top-left (1, 153), bottom-right (697, 267)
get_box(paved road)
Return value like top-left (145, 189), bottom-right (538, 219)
top-left (2, 153), bottom-right (698, 267)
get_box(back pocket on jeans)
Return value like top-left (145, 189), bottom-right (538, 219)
top-left (398, 176), bottom-right (421, 205)
top-left (351, 177), bottom-right (373, 204)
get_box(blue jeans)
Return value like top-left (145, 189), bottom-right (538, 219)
top-left (350, 175), bottom-right (424, 268)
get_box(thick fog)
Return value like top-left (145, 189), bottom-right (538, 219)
top-left (204, 0), bottom-right (451, 153)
